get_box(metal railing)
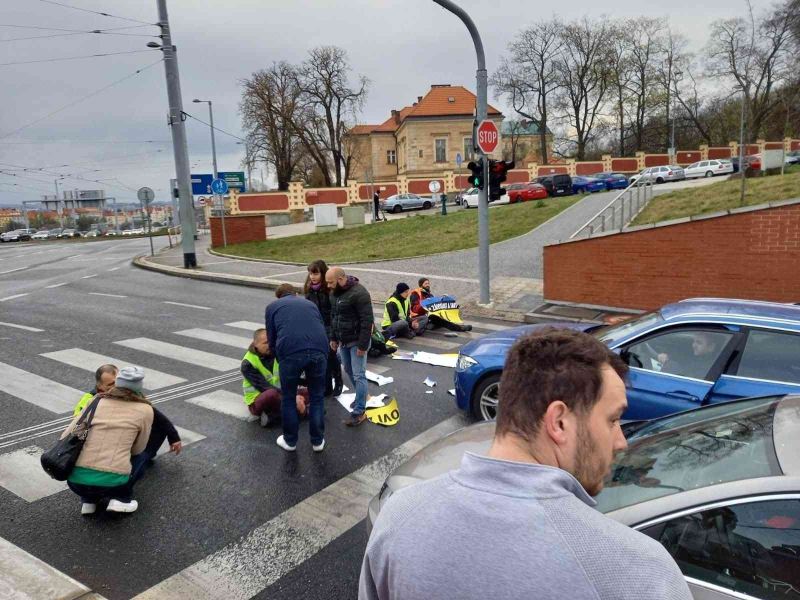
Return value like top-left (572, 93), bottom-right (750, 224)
top-left (570, 180), bottom-right (655, 240)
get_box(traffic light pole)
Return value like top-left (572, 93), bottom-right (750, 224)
top-left (433, 0), bottom-right (490, 305)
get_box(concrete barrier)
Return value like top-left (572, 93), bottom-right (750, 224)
top-left (342, 205), bottom-right (365, 229)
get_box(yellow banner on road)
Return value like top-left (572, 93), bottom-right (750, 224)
top-left (366, 397), bottom-right (399, 427)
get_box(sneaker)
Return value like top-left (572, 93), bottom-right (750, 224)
top-left (260, 412), bottom-right (270, 427)
top-left (276, 435), bottom-right (296, 452)
top-left (81, 503), bottom-right (96, 515)
top-left (312, 439), bottom-right (325, 452)
top-left (106, 499), bottom-right (138, 513)
top-left (344, 413), bottom-right (368, 427)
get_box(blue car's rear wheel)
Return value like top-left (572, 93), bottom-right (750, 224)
top-left (470, 373), bottom-right (501, 421)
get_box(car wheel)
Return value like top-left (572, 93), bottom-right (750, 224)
top-left (392, 205), bottom-right (402, 214)
top-left (422, 201), bottom-right (431, 209)
top-left (705, 171), bottom-right (713, 178)
top-left (470, 373), bottom-right (501, 421)
top-left (656, 177), bottom-right (664, 184)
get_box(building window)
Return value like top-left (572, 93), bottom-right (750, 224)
top-left (387, 150), bottom-right (396, 165)
top-left (419, 149), bottom-right (424, 158)
top-left (435, 139), bottom-right (447, 163)
top-left (463, 137), bottom-right (475, 161)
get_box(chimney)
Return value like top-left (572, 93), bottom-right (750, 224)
top-left (418, 96), bottom-right (423, 103)
top-left (391, 109), bottom-right (400, 125)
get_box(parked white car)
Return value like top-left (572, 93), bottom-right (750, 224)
top-left (463, 188), bottom-right (480, 208)
top-left (684, 159), bottom-right (734, 179)
top-left (31, 230), bottom-right (51, 240)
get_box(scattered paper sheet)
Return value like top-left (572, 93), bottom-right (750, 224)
top-left (336, 393), bottom-right (388, 413)
top-left (366, 397), bottom-right (399, 426)
top-left (448, 389), bottom-right (456, 397)
top-left (391, 351), bottom-right (415, 361)
top-left (425, 390), bottom-right (433, 394)
top-left (423, 377), bottom-right (436, 387)
top-left (411, 351), bottom-right (458, 368)
top-left (366, 370), bottom-right (394, 386)
top-left (443, 332), bottom-right (459, 338)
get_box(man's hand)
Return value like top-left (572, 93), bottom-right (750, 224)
top-left (330, 341), bottom-right (339, 352)
top-left (356, 348), bottom-right (366, 357)
top-left (295, 395), bottom-right (307, 415)
top-left (411, 319), bottom-right (420, 330)
top-left (169, 441), bottom-right (183, 455)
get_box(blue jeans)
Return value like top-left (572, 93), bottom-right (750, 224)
top-left (279, 350), bottom-right (327, 446)
top-left (338, 344), bottom-right (369, 415)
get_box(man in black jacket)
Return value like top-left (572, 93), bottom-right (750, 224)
top-left (326, 266), bottom-right (374, 427)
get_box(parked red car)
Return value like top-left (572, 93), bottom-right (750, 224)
top-left (506, 182), bottom-right (549, 203)
top-left (745, 154), bottom-right (762, 170)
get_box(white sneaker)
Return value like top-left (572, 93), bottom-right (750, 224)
top-left (260, 412), bottom-right (270, 427)
top-left (312, 439), bottom-right (325, 453)
top-left (81, 503), bottom-right (96, 515)
top-left (106, 499), bottom-right (138, 513)
top-left (276, 435), bottom-right (296, 452)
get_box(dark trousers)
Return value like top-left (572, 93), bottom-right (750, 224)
top-left (68, 480), bottom-right (132, 504)
top-left (247, 388), bottom-right (309, 420)
top-left (326, 348), bottom-right (342, 394)
top-left (129, 414), bottom-right (171, 484)
top-left (279, 350), bottom-right (327, 446)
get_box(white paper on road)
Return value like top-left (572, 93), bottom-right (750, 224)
top-left (448, 389), bottom-right (456, 396)
top-left (423, 377), bottom-right (436, 387)
top-left (391, 351), bottom-right (415, 361)
top-left (411, 351), bottom-right (458, 368)
top-left (336, 393), bottom-right (387, 413)
top-left (425, 390), bottom-right (433, 395)
top-left (366, 370), bottom-right (393, 386)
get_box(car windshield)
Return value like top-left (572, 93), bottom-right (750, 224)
top-left (594, 396), bottom-right (782, 514)
top-left (592, 311), bottom-right (663, 345)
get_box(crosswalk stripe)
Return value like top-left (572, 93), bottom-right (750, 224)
top-left (0, 361), bottom-right (80, 414)
top-left (224, 321), bottom-right (262, 331)
top-left (113, 338), bottom-right (240, 372)
top-left (40, 348), bottom-right (187, 390)
top-left (132, 414), bottom-right (467, 600)
top-left (174, 328), bottom-right (252, 350)
top-left (0, 321), bottom-right (44, 332)
top-left (392, 335), bottom-right (460, 351)
top-left (184, 389), bottom-right (256, 422)
top-left (0, 446), bottom-right (68, 502)
top-left (163, 301), bottom-right (212, 310)
top-left (156, 426), bottom-right (206, 456)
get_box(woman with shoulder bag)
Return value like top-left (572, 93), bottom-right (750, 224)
top-left (304, 259), bottom-right (343, 396)
top-left (61, 366), bottom-right (154, 515)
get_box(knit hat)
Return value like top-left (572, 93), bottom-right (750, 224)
top-left (395, 282), bottom-right (410, 295)
top-left (116, 366), bottom-right (145, 395)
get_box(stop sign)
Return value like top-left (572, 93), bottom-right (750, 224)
top-left (476, 120), bottom-right (499, 154)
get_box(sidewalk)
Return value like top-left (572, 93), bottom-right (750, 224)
top-left (135, 192), bottom-right (621, 322)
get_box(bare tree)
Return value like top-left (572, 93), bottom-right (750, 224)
top-left (655, 26), bottom-right (689, 150)
top-left (607, 27), bottom-right (635, 156)
top-left (239, 62), bottom-right (305, 191)
top-left (294, 46), bottom-right (369, 186)
top-left (623, 17), bottom-right (666, 151)
top-left (492, 20), bottom-right (562, 164)
top-left (501, 119), bottom-right (530, 163)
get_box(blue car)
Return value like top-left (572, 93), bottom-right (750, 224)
top-left (571, 176), bottom-right (607, 194)
top-left (455, 298), bottom-right (800, 421)
top-left (591, 172), bottom-right (630, 190)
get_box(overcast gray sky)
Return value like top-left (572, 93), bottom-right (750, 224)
top-left (0, 0), bottom-right (756, 205)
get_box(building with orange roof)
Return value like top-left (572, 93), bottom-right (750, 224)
top-left (347, 84), bottom-right (505, 183)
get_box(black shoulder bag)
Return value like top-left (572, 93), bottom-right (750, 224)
top-left (40, 396), bottom-right (101, 481)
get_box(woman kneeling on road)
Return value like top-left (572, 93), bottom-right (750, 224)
top-left (62, 366), bottom-right (153, 515)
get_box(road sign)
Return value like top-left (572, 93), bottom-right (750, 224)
top-left (137, 187), bottom-right (155, 203)
top-left (190, 171), bottom-right (246, 195)
top-left (211, 178), bottom-right (229, 195)
top-left (455, 152), bottom-right (463, 168)
top-left (476, 120), bottom-right (499, 154)
top-left (428, 180), bottom-right (441, 194)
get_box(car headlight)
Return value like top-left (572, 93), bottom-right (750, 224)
top-left (456, 354), bottom-right (478, 372)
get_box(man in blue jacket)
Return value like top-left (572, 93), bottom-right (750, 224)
top-left (265, 283), bottom-right (330, 453)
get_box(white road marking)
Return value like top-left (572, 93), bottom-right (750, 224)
top-left (0, 322), bottom-right (44, 333)
top-left (45, 282), bottom-right (68, 289)
top-left (132, 415), bottom-right (467, 600)
top-left (87, 292), bottom-right (128, 298)
top-left (108, 266), bottom-right (122, 272)
top-left (0, 446), bottom-right (68, 502)
top-left (267, 269), bottom-right (308, 278)
top-left (156, 426), bottom-right (206, 456)
top-left (163, 301), bottom-right (212, 310)
top-left (0, 266), bottom-right (26, 275)
top-left (224, 321), bottom-right (263, 331)
top-left (0, 361), bottom-right (80, 413)
top-left (367, 363), bottom-right (391, 374)
top-left (113, 338), bottom-right (241, 372)
top-left (80, 274), bottom-right (97, 279)
top-left (184, 389), bottom-right (256, 422)
top-left (396, 335), bottom-right (460, 351)
top-left (41, 348), bottom-right (186, 390)
top-left (174, 328), bottom-right (252, 349)
top-left (0, 293), bottom-right (28, 302)
top-left (66, 254), bottom-right (82, 259)
top-left (346, 266), bottom-right (479, 284)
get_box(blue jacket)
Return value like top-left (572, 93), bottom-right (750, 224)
top-left (265, 295), bottom-right (329, 361)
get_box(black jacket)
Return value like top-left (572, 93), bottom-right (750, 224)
top-left (385, 292), bottom-right (409, 324)
top-left (306, 286), bottom-right (333, 336)
top-left (330, 276), bottom-right (373, 350)
top-left (153, 408), bottom-right (180, 445)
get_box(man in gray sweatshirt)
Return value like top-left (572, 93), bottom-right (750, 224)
top-left (359, 328), bottom-right (692, 600)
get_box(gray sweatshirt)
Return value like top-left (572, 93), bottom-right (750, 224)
top-left (360, 452), bottom-right (692, 600)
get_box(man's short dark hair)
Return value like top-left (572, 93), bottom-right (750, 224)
top-left (495, 328), bottom-right (628, 441)
top-left (275, 283), bottom-right (297, 298)
top-left (94, 364), bottom-right (118, 383)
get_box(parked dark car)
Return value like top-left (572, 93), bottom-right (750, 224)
top-left (591, 172), bottom-right (630, 190)
top-left (571, 176), bottom-right (607, 194)
top-left (534, 174), bottom-right (573, 197)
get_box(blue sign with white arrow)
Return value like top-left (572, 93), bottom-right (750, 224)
top-left (211, 178), bottom-right (229, 195)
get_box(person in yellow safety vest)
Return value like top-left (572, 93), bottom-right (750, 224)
top-left (242, 328), bottom-right (309, 427)
top-left (73, 364), bottom-right (118, 416)
top-left (381, 283), bottom-right (426, 339)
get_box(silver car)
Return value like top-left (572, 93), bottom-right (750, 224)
top-left (380, 193), bottom-right (435, 214)
top-left (630, 165), bottom-right (686, 184)
top-left (368, 395), bottom-right (800, 600)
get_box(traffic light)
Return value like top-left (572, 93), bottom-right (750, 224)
top-left (489, 160), bottom-right (515, 201)
top-left (467, 159), bottom-right (485, 190)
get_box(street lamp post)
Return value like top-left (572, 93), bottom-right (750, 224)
top-left (193, 98), bottom-right (226, 246)
top-left (670, 70), bottom-right (683, 164)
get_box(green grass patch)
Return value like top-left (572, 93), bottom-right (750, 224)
top-left (220, 196), bottom-right (583, 263)
top-left (632, 170), bottom-right (800, 225)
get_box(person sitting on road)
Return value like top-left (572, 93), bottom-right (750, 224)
top-left (62, 366), bottom-right (153, 515)
top-left (74, 364), bottom-right (182, 484)
top-left (241, 327), bottom-right (309, 428)
top-left (408, 277), bottom-right (432, 331)
top-left (381, 283), bottom-right (424, 339)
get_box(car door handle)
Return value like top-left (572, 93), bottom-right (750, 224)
top-left (665, 390), bottom-right (700, 402)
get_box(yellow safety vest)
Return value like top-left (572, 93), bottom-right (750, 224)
top-left (242, 350), bottom-right (280, 405)
top-left (382, 296), bottom-right (409, 328)
top-left (73, 392), bottom-right (94, 417)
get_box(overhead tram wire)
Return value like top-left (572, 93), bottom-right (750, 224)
top-left (183, 112), bottom-right (247, 142)
top-left (0, 48), bottom-right (159, 67)
top-left (1, 31), bottom-right (158, 42)
top-left (36, 0), bottom-right (156, 26)
top-left (0, 23), bottom-right (153, 33)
